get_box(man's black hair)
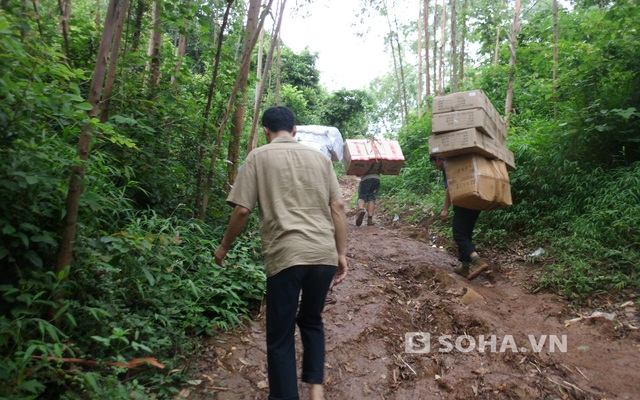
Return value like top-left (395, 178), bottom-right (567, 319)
top-left (429, 155), bottom-right (438, 162)
top-left (261, 106), bottom-right (295, 133)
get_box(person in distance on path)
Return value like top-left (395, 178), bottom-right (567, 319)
top-left (355, 164), bottom-right (381, 226)
top-left (430, 155), bottom-right (490, 280)
top-left (214, 106), bottom-right (348, 400)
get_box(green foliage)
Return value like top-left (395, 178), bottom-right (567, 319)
top-left (323, 89), bottom-right (375, 138)
top-left (279, 47), bottom-right (321, 89)
top-left (1, 211), bottom-right (266, 398)
top-left (2, 0), bottom-right (640, 396)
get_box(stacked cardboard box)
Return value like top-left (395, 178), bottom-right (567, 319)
top-left (430, 90), bottom-right (514, 210)
top-left (343, 139), bottom-right (405, 176)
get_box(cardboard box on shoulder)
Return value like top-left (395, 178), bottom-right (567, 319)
top-left (432, 108), bottom-right (506, 143)
top-left (445, 153), bottom-right (512, 211)
top-left (429, 128), bottom-right (499, 160)
top-left (500, 147), bottom-right (516, 171)
top-left (429, 128), bottom-right (516, 170)
top-left (343, 139), bottom-right (405, 176)
top-left (433, 90), bottom-right (507, 131)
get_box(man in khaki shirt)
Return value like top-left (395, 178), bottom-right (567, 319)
top-left (215, 106), bottom-right (347, 400)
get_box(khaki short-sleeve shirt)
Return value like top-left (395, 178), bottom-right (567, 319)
top-left (226, 136), bottom-right (342, 277)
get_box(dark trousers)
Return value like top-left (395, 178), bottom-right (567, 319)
top-left (452, 205), bottom-right (481, 263)
top-left (266, 264), bottom-right (336, 400)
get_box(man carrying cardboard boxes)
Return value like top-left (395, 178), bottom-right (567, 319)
top-left (343, 138), bottom-right (405, 226)
top-left (429, 90), bottom-right (515, 280)
top-left (430, 155), bottom-right (490, 279)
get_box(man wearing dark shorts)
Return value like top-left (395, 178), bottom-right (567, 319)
top-left (355, 172), bottom-right (381, 226)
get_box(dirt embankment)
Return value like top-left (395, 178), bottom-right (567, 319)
top-left (182, 175), bottom-right (640, 400)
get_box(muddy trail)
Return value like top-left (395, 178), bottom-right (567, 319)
top-left (182, 175), bottom-right (640, 400)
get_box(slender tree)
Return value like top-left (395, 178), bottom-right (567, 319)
top-left (384, 0), bottom-right (408, 123)
top-left (417, 0), bottom-right (423, 117)
top-left (199, 0), bottom-right (275, 219)
top-left (100, 0), bottom-right (130, 123)
top-left (552, 0), bottom-right (558, 120)
top-left (248, 0), bottom-right (287, 154)
top-left (424, 0), bottom-right (431, 98)
top-left (459, 0), bottom-right (467, 84)
top-left (194, 0), bottom-right (235, 214)
top-left (450, 0), bottom-right (457, 92)
top-left (433, 2), bottom-right (438, 94)
top-left (439, 0), bottom-right (445, 94)
top-left (146, 0), bottom-right (162, 99)
top-left (226, 0), bottom-right (274, 186)
top-left (504, 0), bottom-right (521, 123)
top-left (56, 0), bottom-right (124, 274)
top-left (58, 0), bottom-right (72, 65)
top-left (171, 0), bottom-right (190, 86)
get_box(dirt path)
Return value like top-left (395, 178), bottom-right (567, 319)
top-left (182, 175), bottom-right (640, 400)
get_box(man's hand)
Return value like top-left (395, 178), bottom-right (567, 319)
top-left (214, 244), bottom-right (229, 268)
top-left (214, 205), bottom-right (251, 269)
top-left (332, 255), bottom-right (348, 286)
top-left (440, 209), bottom-right (449, 223)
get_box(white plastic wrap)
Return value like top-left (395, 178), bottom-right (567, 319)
top-left (295, 125), bottom-right (344, 162)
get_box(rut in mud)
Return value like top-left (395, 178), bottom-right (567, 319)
top-left (182, 175), bottom-right (640, 400)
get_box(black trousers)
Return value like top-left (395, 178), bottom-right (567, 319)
top-left (266, 264), bottom-right (335, 400)
top-left (452, 205), bottom-right (481, 263)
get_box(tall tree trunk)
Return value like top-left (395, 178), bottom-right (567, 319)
top-left (384, 0), bottom-right (407, 123)
top-left (56, 0), bottom-right (123, 274)
top-left (388, 31), bottom-right (405, 124)
top-left (493, 1), bottom-right (504, 67)
top-left (57, 0), bottom-right (72, 65)
top-left (417, 0), bottom-right (423, 117)
top-left (130, 0), bottom-right (147, 52)
top-left (493, 25), bottom-right (501, 66)
top-left (171, 1), bottom-right (190, 87)
top-left (553, 0), bottom-right (558, 121)
top-left (424, 0), bottom-right (431, 98)
top-left (392, 5), bottom-right (409, 121)
top-left (255, 26), bottom-right (265, 105)
top-left (438, 0), bottom-right (445, 95)
top-left (100, 0), bottom-right (130, 123)
top-left (31, 0), bottom-right (44, 38)
top-left (227, 0), bottom-right (280, 187)
top-left (226, 87), bottom-right (247, 189)
top-left (450, 0), bottom-right (457, 92)
top-left (275, 37), bottom-right (281, 105)
top-left (247, 0), bottom-right (287, 154)
top-left (194, 0), bottom-right (234, 214)
top-left (146, 1), bottom-right (162, 100)
top-left (433, 3), bottom-right (437, 94)
top-left (504, 0), bottom-right (521, 124)
top-left (459, 0), bottom-right (467, 84)
top-left (199, 0), bottom-right (275, 220)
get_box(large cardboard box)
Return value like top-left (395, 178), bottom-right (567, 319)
top-left (433, 90), bottom-right (507, 133)
top-left (445, 154), bottom-right (512, 211)
top-left (500, 147), bottom-right (516, 171)
top-left (343, 139), bottom-right (405, 175)
top-left (433, 90), bottom-right (496, 114)
top-left (429, 128), bottom-right (516, 170)
top-left (429, 128), bottom-right (500, 160)
top-left (432, 108), bottom-right (506, 143)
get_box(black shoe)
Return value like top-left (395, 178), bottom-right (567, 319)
top-left (355, 209), bottom-right (365, 226)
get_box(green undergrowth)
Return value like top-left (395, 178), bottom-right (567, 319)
top-left (1, 212), bottom-right (266, 399)
top-left (380, 155), bottom-right (640, 303)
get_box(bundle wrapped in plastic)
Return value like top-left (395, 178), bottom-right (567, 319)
top-left (295, 125), bottom-right (344, 162)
